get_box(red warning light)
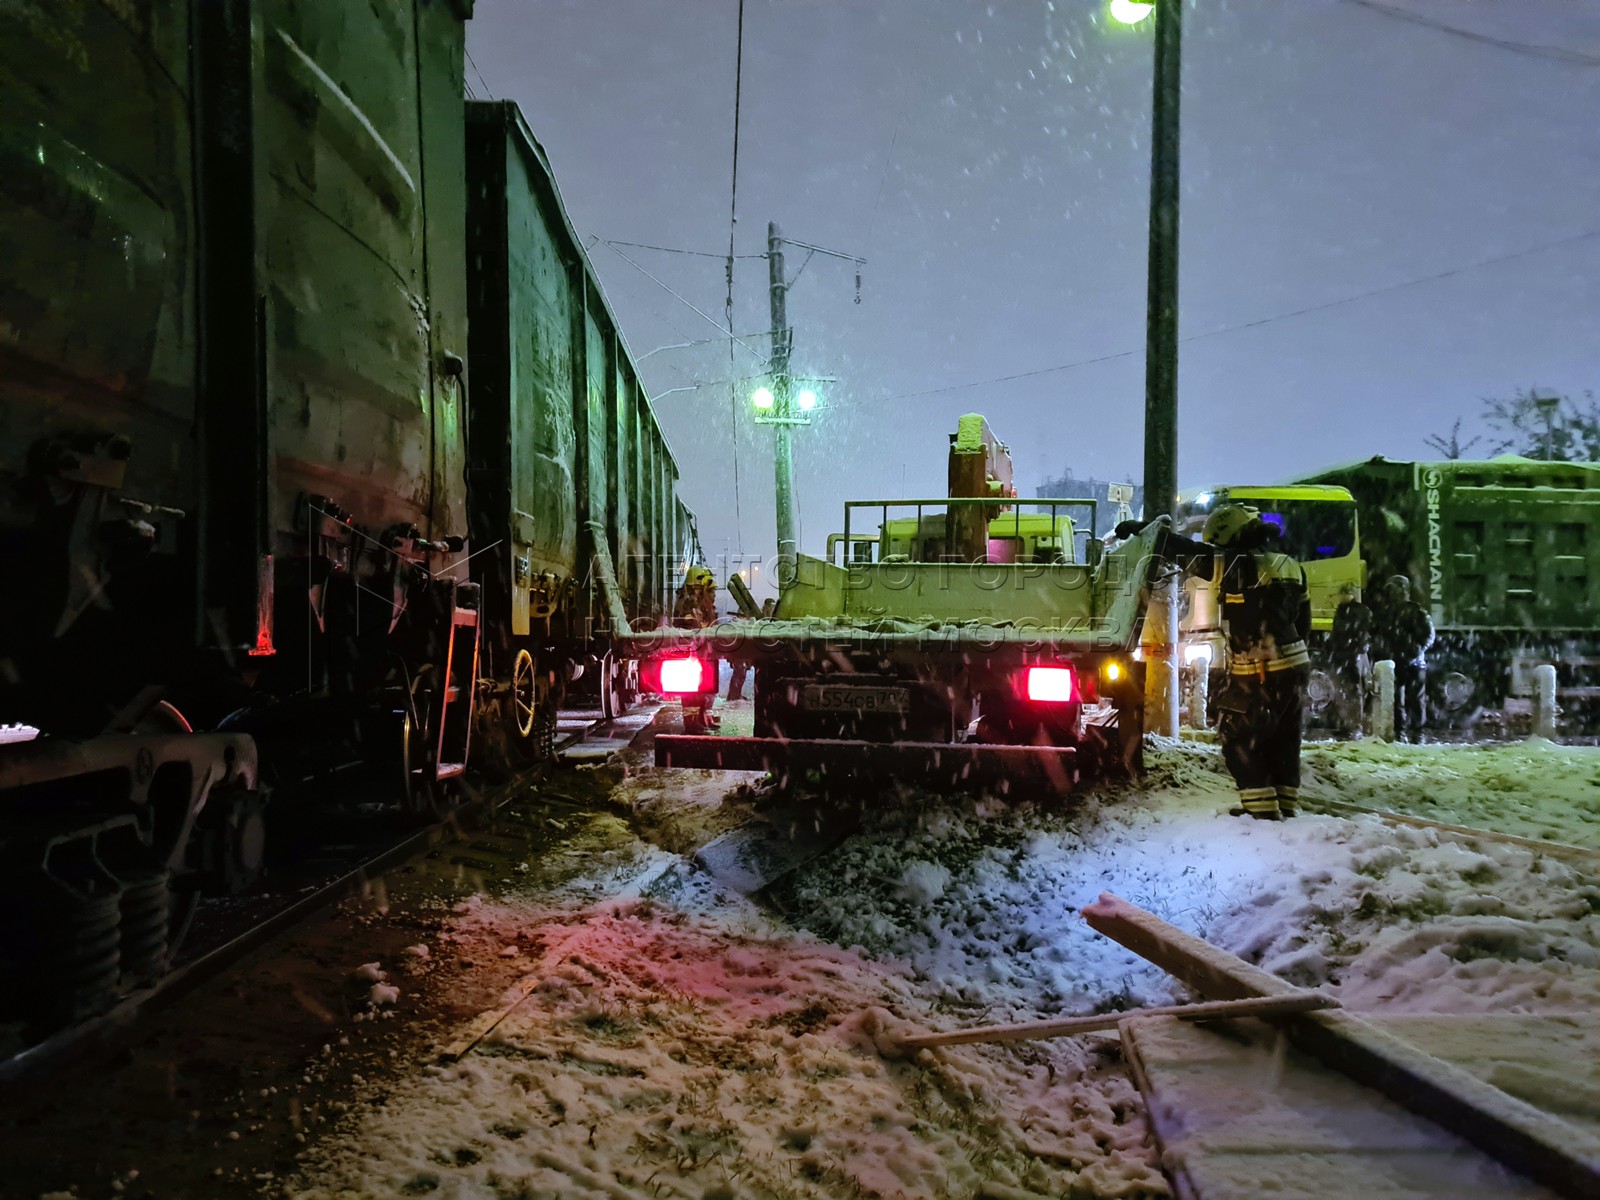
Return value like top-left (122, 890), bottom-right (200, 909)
top-left (1025, 666), bottom-right (1076, 703)
top-left (659, 657), bottom-right (705, 694)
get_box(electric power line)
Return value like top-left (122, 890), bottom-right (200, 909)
top-left (727, 0), bottom-right (748, 549)
top-left (879, 227), bottom-right (1600, 403)
top-left (598, 240), bottom-right (770, 363)
top-left (603, 238), bottom-right (764, 260)
top-left (1342, 0), bottom-right (1600, 67)
top-left (465, 46), bottom-right (496, 98)
top-left (866, 79), bottom-right (911, 243)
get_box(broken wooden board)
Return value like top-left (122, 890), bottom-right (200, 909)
top-left (1372, 1015), bottom-right (1600, 1139)
top-left (1082, 892), bottom-right (1600, 1200)
top-left (1298, 796), bottom-right (1600, 866)
top-left (899, 991), bottom-right (1338, 1050)
top-left (436, 975), bottom-right (540, 1063)
top-left (1122, 1013), bottom-right (1558, 1200)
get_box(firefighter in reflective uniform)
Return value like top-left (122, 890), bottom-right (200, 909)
top-left (1203, 504), bottom-right (1312, 820)
top-left (673, 566), bottom-right (720, 732)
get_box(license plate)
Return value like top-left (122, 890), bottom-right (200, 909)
top-left (802, 684), bottom-right (910, 714)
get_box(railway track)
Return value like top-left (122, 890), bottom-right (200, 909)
top-left (4, 723), bottom-right (1583, 1086)
top-left (0, 703), bottom-right (662, 1086)
top-left (1300, 794), bottom-right (1600, 866)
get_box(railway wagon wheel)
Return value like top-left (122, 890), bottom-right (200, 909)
top-left (400, 666), bottom-right (459, 822)
top-left (509, 648), bottom-right (558, 762)
top-left (599, 652), bottom-right (632, 721)
top-left (511, 649), bottom-right (538, 739)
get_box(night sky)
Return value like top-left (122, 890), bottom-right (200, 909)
top-left (466, 0), bottom-right (1599, 580)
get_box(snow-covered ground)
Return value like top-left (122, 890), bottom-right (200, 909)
top-left (283, 737), bottom-right (1600, 1200)
top-left (1301, 736), bottom-right (1600, 845)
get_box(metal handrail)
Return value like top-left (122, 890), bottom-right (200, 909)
top-left (840, 497), bottom-right (1100, 564)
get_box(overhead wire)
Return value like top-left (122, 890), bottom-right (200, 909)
top-left (601, 239), bottom-right (763, 260)
top-left (1341, 0), bottom-right (1600, 66)
top-left (598, 240), bottom-right (769, 363)
top-left (866, 77), bottom-right (911, 243)
top-left (465, 46), bottom-right (496, 98)
top-left (879, 227), bottom-right (1600, 403)
top-left (726, 0), bottom-right (748, 550)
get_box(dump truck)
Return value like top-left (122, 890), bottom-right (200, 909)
top-left (1289, 455), bottom-right (1600, 727)
top-left (1176, 457), bottom-right (1600, 728)
top-left (624, 415), bottom-right (1175, 793)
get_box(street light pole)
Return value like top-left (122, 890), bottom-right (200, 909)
top-left (1113, 0), bottom-right (1183, 739)
top-left (1141, 0), bottom-right (1182, 521)
top-left (768, 221), bottom-right (797, 587)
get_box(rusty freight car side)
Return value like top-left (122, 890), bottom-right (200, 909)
top-left (0, 0), bottom-right (479, 723)
top-left (465, 101), bottom-right (700, 754)
top-left (0, 0), bottom-right (481, 1035)
top-left (0, 1), bottom-right (701, 1040)
top-left (246, 0), bottom-right (476, 694)
top-left (0, 1), bottom-right (202, 728)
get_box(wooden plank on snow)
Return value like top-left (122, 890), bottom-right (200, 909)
top-left (1081, 892), bottom-right (1600, 1200)
top-left (1121, 1013), bottom-right (1558, 1200)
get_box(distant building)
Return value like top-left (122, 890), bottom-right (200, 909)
top-left (1034, 469), bottom-right (1143, 557)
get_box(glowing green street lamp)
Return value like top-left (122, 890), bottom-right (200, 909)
top-left (796, 388), bottom-right (818, 412)
top-left (1109, 0), bottom-right (1154, 24)
top-left (751, 385), bottom-right (775, 411)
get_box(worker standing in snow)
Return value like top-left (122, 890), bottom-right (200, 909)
top-left (1329, 583), bottom-right (1374, 733)
top-left (1373, 574), bottom-right (1434, 742)
top-left (1202, 504), bottom-right (1312, 820)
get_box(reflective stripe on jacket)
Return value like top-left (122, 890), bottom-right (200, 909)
top-left (1220, 550), bottom-right (1312, 676)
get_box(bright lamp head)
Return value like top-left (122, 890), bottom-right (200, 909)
top-left (752, 386), bottom-right (775, 410)
top-left (1110, 0), bottom-right (1154, 24)
top-left (796, 388), bottom-right (818, 411)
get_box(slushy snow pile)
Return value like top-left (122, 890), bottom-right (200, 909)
top-left (285, 738), bottom-right (1599, 1199)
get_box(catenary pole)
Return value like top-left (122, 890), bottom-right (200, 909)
top-left (769, 221), bottom-right (797, 588)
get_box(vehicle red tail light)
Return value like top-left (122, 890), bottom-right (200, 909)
top-left (1025, 666), bottom-right (1077, 703)
top-left (659, 656), bottom-right (705, 694)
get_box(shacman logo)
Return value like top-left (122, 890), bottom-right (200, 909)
top-left (1421, 467), bottom-right (1445, 607)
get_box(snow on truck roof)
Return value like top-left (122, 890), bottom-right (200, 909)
top-left (1176, 484), bottom-right (1355, 506)
top-left (1283, 454), bottom-right (1599, 482)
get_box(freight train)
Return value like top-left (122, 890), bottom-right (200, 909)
top-left (0, 0), bottom-right (697, 1036)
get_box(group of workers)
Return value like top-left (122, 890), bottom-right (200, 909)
top-left (1199, 502), bottom-right (1434, 821)
top-left (1329, 575), bottom-right (1436, 740)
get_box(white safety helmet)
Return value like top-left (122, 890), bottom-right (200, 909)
top-left (1202, 503), bottom-right (1263, 548)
